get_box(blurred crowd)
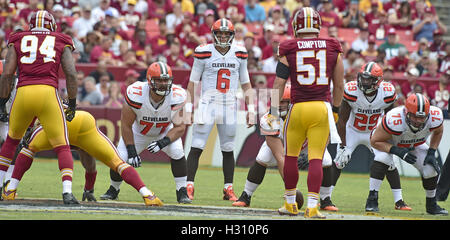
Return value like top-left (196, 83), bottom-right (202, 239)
top-left (0, 0), bottom-right (448, 117)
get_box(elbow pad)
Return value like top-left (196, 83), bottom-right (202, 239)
top-left (276, 62), bottom-right (290, 80)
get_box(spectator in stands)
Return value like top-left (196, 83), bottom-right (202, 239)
top-left (18, 0), bottom-right (39, 27)
top-left (410, 37), bottom-right (432, 64)
top-left (142, 45), bottom-right (158, 66)
top-left (361, 35), bottom-right (378, 62)
top-left (76, 70), bottom-right (87, 101)
top-left (415, 50), bottom-right (431, 75)
top-left (260, 0), bottom-right (277, 14)
top-left (0, 0), bottom-right (16, 26)
top-left (343, 48), bottom-right (362, 75)
top-left (388, 1), bottom-right (413, 30)
top-left (166, 2), bottom-right (184, 31)
top-left (244, 32), bottom-right (262, 63)
top-left (422, 59), bottom-right (441, 79)
top-left (265, 5), bottom-right (288, 35)
top-left (52, 4), bottom-right (67, 32)
top-left (122, 0), bottom-right (143, 29)
top-left (379, 27), bottom-right (406, 60)
top-left (383, 0), bottom-right (400, 14)
top-left (197, 9), bottom-right (215, 43)
top-left (195, 0), bottom-right (218, 20)
top-left (121, 48), bottom-right (147, 69)
top-left (384, 64), bottom-right (405, 106)
top-left (121, 70), bottom-right (140, 97)
top-left (253, 74), bottom-right (269, 115)
top-left (262, 36), bottom-right (280, 73)
top-left (80, 76), bottom-right (103, 106)
top-left (90, 36), bottom-right (119, 66)
top-left (165, 38), bottom-right (191, 69)
top-left (351, 27), bottom-right (369, 52)
top-left (319, 0), bottom-right (341, 28)
top-left (233, 23), bottom-right (247, 46)
top-left (428, 69), bottom-right (450, 118)
top-left (430, 29), bottom-right (446, 55)
top-left (412, 7), bottom-right (447, 42)
top-left (368, 10), bottom-right (391, 39)
top-left (103, 81), bottom-right (125, 108)
top-left (388, 46), bottom-right (409, 72)
top-left (218, 0), bottom-right (245, 24)
top-left (89, 60), bottom-right (115, 84)
top-left (258, 24), bottom-right (275, 53)
top-left (245, 0), bottom-right (266, 24)
top-left (267, 0), bottom-right (290, 24)
top-left (72, 5), bottom-right (95, 40)
top-left (400, 67), bottom-right (425, 97)
top-left (341, 0), bottom-right (365, 29)
top-left (147, 0), bottom-right (173, 20)
top-left (96, 73), bottom-right (112, 102)
top-left (178, 19), bottom-right (201, 53)
top-left (439, 44), bottom-right (450, 73)
top-left (151, 19), bottom-right (171, 55)
top-left (359, 0), bottom-right (383, 14)
top-left (91, 0), bottom-right (120, 23)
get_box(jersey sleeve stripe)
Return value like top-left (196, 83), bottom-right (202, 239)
top-left (383, 93), bottom-right (397, 103)
top-left (194, 51), bottom-right (212, 59)
top-left (343, 92), bottom-right (357, 102)
top-left (171, 99), bottom-right (187, 111)
top-left (125, 94), bottom-right (142, 109)
top-left (260, 129), bottom-right (280, 136)
top-left (382, 115), bottom-right (402, 135)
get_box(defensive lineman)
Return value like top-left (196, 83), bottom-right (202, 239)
top-left (185, 18), bottom-right (255, 201)
top-left (100, 62), bottom-right (191, 204)
top-left (370, 93), bottom-right (447, 215)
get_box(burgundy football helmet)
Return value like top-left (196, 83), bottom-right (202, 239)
top-left (28, 10), bottom-right (57, 31)
top-left (292, 7), bottom-right (322, 37)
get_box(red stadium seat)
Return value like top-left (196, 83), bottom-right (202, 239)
top-left (246, 23), bottom-right (263, 39)
top-left (337, 28), bottom-right (359, 45)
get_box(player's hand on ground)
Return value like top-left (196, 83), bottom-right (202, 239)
top-left (126, 144), bottom-right (141, 168)
top-left (424, 148), bottom-right (440, 174)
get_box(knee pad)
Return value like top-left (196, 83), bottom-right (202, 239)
top-left (370, 161), bottom-right (389, 180)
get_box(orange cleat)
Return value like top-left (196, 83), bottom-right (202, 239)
top-left (395, 199), bottom-right (412, 211)
top-left (186, 183), bottom-right (194, 200)
top-left (223, 185), bottom-right (238, 201)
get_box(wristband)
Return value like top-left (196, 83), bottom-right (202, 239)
top-left (427, 148), bottom-right (436, 155)
top-left (126, 144), bottom-right (138, 158)
top-left (185, 102), bottom-right (193, 113)
top-left (332, 105), bottom-right (340, 113)
top-left (158, 136), bottom-right (172, 149)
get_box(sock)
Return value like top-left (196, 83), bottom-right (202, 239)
top-left (285, 188), bottom-right (296, 204)
top-left (283, 155), bottom-right (299, 189)
top-left (84, 171), bottom-right (97, 191)
top-left (307, 159), bottom-right (323, 194)
top-left (224, 183), bottom-right (233, 190)
top-left (62, 180), bottom-right (72, 193)
top-left (320, 186), bottom-right (332, 200)
top-left (369, 178), bottom-right (383, 191)
top-left (222, 151), bottom-right (235, 184)
top-left (391, 189), bottom-right (403, 203)
top-left (4, 164), bottom-right (14, 184)
top-left (187, 147), bottom-right (203, 182)
top-left (174, 176), bottom-right (187, 191)
top-left (7, 178), bottom-right (20, 191)
top-left (0, 170), bottom-right (6, 184)
top-left (139, 186), bottom-right (154, 197)
top-left (54, 145), bottom-right (73, 182)
top-left (307, 192), bottom-right (320, 208)
top-left (187, 181), bottom-right (194, 186)
top-left (119, 163), bottom-right (145, 191)
top-left (244, 180), bottom-right (259, 196)
top-left (425, 189), bottom-right (436, 198)
top-left (0, 137), bottom-right (20, 179)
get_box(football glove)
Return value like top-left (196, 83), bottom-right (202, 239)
top-left (126, 144), bottom-right (141, 168)
top-left (0, 98), bottom-right (8, 122)
top-left (424, 148), bottom-right (440, 175)
top-left (334, 144), bottom-right (351, 169)
top-left (147, 137), bottom-right (171, 153)
top-left (332, 105), bottom-right (340, 123)
top-left (389, 146), bottom-right (417, 164)
top-left (64, 98), bottom-right (76, 122)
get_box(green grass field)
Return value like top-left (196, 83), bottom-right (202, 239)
top-left (1, 158), bottom-right (449, 220)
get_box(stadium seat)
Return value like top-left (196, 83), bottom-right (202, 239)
top-left (245, 23), bottom-right (263, 39)
top-left (337, 28), bottom-right (359, 45)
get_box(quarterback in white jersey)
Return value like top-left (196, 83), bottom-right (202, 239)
top-left (100, 62), bottom-right (192, 204)
top-left (370, 93), bottom-right (447, 215)
top-left (185, 18), bottom-right (255, 202)
top-left (232, 86), bottom-right (334, 208)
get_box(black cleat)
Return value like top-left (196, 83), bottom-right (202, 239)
top-left (82, 189), bottom-right (97, 202)
top-left (426, 197), bottom-right (448, 215)
top-left (100, 186), bottom-right (120, 200)
top-left (232, 191), bottom-right (252, 207)
top-left (62, 192), bottom-right (80, 205)
top-left (365, 190), bottom-right (379, 212)
top-left (176, 187), bottom-right (192, 204)
top-left (320, 197), bottom-right (339, 211)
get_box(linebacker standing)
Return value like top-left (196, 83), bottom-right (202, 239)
top-left (0, 10), bottom-right (79, 204)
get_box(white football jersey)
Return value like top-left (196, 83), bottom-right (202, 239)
top-left (380, 105), bottom-right (444, 148)
top-left (260, 112), bottom-right (284, 139)
top-left (125, 81), bottom-right (186, 137)
top-left (189, 43), bottom-right (250, 104)
top-left (344, 81), bottom-right (397, 133)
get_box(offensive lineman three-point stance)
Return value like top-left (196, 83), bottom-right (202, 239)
top-left (273, 7), bottom-right (344, 218)
top-left (185, 18), bottom-right (255, 202)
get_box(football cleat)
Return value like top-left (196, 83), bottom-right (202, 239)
top-left (394, 199), bottom-right (411, 211)
top-left (176, 187), bottom-right (192, 204)
top-left (278, 201), bottom-right (299, 216)
top-left (62, 192), bottom-right (80, 205)
top-left (143, 195), bottom-right (164, 206)
top-left (365, 190), bottom-right (379, 212)
top-left (100, 185), bottom-right (120, 200)
top-left (426, 197), bottom-right (448, 215)
top-left (82, 189), bottom-right (97, 202)
top-left (223, 185), bottom-right (238, 201)
top-left (2, 182), bottom-right (16, 201)
top-left (320, 197), bottom-right (339, 212)
top-left (304, 206), bottom-right (326, 219)
top-left (186, 183), bottom-right (194, 200)
top-left (232, 191), bottom-right (251, 207)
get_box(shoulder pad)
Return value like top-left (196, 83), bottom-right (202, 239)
top-left (381, 107), bottom-right (404, 135)
top-left (429, 106), bottom-right (444, 131)
top-left (380, 81), bottom-right (397, 104)
top-left (171, 85), bottom-right (187, 111)
top-left (194, 44), bottom-right (212, 59)
top-left (343, 81), bottom-right (358, 102)
top-left (125, 82), bottom-right (145, 109)
top-left (259, 113), bottom-right (281, 136)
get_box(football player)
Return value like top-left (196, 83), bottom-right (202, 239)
top-left (100, 62), bottom-right (192, 204)
top-left (272, 7), bottom-right (344, 218)
top-left (330, 62), bottom-right (412, 211)
top-left (0, 10), bottom-right (79, 204)
top-left (232, 85), bottom-right (335, 208)
top-left (369, 93), bottom-right (447, 215)
top-left (2, 110), bottom-right (163, 206)
top-left (185, 18), bottom-right (255, 201)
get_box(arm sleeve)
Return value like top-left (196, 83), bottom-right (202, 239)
top-left (189, 58), bottom-right (205, 83)
top-left (239, 58), bottom-right (250, 84)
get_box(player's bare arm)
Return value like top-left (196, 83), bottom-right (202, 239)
top-left (166, 110), bottom-right (187, 142)
top-left (242, 82), bottom-right (256, 127)
top-left (370, 125), bottom-right (393, 153)
top-left (429, 124), bottom-right (443, 150)
top-left (265, 135), bottom-right (284, 177)
top-left (60, 46), bottom-right (78, 101)
top-left (332, 53), bottom-right (345, 116)
top-left (336, 101), bottom-right (351, 146)
top-left (0, 45), bottom-right (18, 99)
top-left (186, 81), bottom-right (195, 124)
top-left (121, 103), bottom-right (137, 146)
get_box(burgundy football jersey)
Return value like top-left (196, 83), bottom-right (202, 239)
top-left (8, 30), bottom-right (74, 88)
top-left (278, 37), bottom-right (343, 103)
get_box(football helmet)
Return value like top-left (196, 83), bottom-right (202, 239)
top-left (404, 93), bottom-right (430, 132)
top-left (357, 62), bottom-right (383, 95)
top-left (211, 18), bottom-right (235, 48)
top-left (146, 61), bottom-right (173, 96)
top-left (292, 7), bottom-right (322, 37)
top-left (28, 10), bottom-right (57, 31)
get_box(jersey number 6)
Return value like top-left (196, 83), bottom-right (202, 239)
top-left (217, 68), bottom-right (231, 93)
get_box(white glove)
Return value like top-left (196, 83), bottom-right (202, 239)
top-left (147, 141), bottom-right (162, 153)
top-left (334, 145), bottom-right (351, 169)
